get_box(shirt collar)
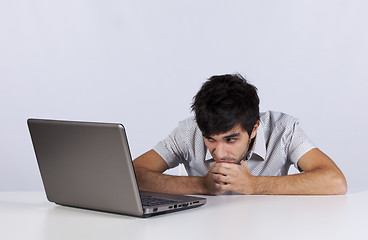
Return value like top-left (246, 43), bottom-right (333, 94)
top-left (205, 148), bottom-right (213, 161)
top-left (204, 121), bottom-right (266, 162)
top-left (247, 121), bottom-right (266, 161)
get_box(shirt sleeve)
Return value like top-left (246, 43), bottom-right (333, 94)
top-left (288, 122), bottom-right (316, 170)
top-left (153, 122), bottom-right (188, 169)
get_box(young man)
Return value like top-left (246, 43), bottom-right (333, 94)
top-left (133, 74), bottom-right (347, 195)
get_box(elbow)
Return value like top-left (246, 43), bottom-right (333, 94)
top-left (337, 180), bottom-right (348, 195)
top-left (330, 174), bottom-right (348, 195)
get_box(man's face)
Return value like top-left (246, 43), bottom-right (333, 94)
top-left (203, 123), bottom-right (259, 164)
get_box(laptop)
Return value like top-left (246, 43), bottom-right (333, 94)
top-left (27, 118), bottom-right (206, 217)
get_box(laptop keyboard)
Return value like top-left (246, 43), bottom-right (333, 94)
top-left (141, 195), bottom-right (179, 207)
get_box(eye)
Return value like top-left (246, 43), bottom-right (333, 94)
top-left (226, 138), bottom-right (237, 143)
top-left (205, 137), bottom-right (216, 143)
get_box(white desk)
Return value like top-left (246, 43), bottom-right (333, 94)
top-left (0, 190), bottom-right (367, 240)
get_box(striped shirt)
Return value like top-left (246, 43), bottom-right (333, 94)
top-left (153, 111), bottom-right (315, 177)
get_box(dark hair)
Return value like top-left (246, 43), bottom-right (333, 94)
top-left (191, 73), bottom-right (260, 137)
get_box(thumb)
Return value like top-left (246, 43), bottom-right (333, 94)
top-left (240, 160), bottom-right (248, 167)
top-left (210, 161), bottom-right (216, 169)
top-left (240, 160), bottom-right (252, 175)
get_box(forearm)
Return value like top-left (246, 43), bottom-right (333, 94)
top-left (250, 168), bottom-right (347, 195)
top-left (134, 167), bottom-right (206, 195)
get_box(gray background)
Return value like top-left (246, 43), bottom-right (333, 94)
top-left (1, 0), bottom-right (367, 191)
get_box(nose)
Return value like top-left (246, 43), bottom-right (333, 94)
top-left (213, 143), bottom-right (228, 162)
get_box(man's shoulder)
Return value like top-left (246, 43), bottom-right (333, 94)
top-left (173, 116), bottom-right (202, 138)
top-left (177, 116), bottom-right (198, 129)
top-left (169, 117), bottom-right (205, 153)
top-left (260, 111), bottom-right (299, 131)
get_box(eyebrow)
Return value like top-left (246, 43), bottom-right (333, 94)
top-left (223, 133), bottom-right (241, 139)
top-left (203, 133), bottom-right (241, 140)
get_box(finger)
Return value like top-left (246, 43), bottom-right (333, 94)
top-left (214, 162), bottom-right (232, 169)
top-left (210, 162), bottom-right (216, 169)
top-left (212, 165), bottom-right (232, 176)
top-left (214, 164), bottom-right (242, 177)
top-left (240, 160), bottom-right (248, 167)
top-left (215, 182), bottom-right (230, 194)
top-left (217, 163), bottom-right (242, 173)
top-left (214, 182), bottom-right (228, 195)
top-left (240, 160), bottom-right (252, 175)
top-left (212, 173), bottom-right (228, 183)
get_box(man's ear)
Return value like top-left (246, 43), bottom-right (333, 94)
top-left (250, 121), bottom-right (260, 139)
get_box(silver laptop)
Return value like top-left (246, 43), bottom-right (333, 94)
top-left (27, 118), bottom-right (206, 217)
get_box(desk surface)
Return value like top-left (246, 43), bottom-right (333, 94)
top-left (1, 190), bottom-right (367, 240)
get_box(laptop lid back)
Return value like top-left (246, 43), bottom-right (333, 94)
top-left (27, 119), bottom-right (144, 216)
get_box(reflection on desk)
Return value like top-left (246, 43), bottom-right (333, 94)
top-left (0, 190), bottom-right (367, 240)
